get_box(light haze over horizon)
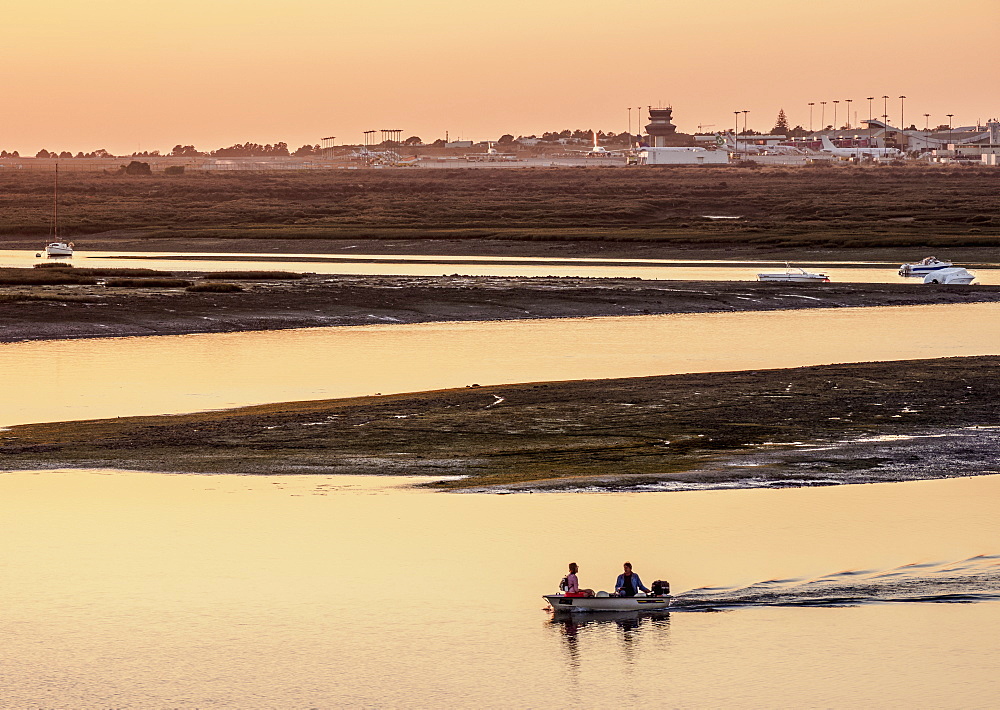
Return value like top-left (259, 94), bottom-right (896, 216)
top-left (7, 0), bottom-right (999, 154)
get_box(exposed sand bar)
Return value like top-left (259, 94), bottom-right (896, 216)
top-left (3, 357), bottom-right (997, 492)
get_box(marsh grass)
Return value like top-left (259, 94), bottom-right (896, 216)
top-left (0, 268), bottom-right (96, 285)
top-left (0, 167), bottom-right (997, 252)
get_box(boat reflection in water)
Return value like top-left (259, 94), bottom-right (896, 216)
top-left (548, 611), bottom-right (672, 668)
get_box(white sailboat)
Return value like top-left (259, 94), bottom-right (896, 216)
top-left (44, 165), bottom-right (74, 257)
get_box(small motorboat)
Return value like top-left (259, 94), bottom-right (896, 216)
top-left (45, 241), bottom-right (74, 257)
top-left (898, 256), bottom-right (953, 277)
top-left (544, 592), bottom-right (672, 613)
top-left (757, 264), bottom-right (830, 282)
top-left (923, 267), bottom-right (975, 285)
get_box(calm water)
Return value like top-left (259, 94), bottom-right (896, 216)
top-left (4, 249), bottom-right (998, 283)
top-left (2, 302), bottom-right (999, 426)
top-left (2, 470), bottom-right (998, 708)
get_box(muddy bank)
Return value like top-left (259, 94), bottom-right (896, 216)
top-left (3, 273), bottom-right (1000, 342)
top-left (2, 357), bottom-right (997, 491)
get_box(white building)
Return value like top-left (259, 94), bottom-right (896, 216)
top-left (634, 147), bottom-right (729, 165)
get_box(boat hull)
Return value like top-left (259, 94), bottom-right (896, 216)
top-left (45, 242), bottom-right (73, 256)
top-left (543, 594), bottom-right (672, 612)
top-left (757, 274), bottom-right (829, 282)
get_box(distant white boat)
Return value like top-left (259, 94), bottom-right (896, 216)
top-left (757, 264), bottom-right (830, 282)
top-left (544, 593), bottom-right (672, 612)
top-left (923, 267), bottom-right (975, 285)
top-left (899, 256), bottom-right (952, 277)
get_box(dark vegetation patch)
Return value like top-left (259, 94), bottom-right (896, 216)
top-left (0, 293), bottom-right (99, 303)
top-left (186, 282), bottom-right (244, 293)
top-left (104, 278), bottom-right (190, 288)
top-left (0, 268), bottom-right (96, 285)
top-left (2, 357), bottom-right (996, 491)
top-left (201, 270), bottom-right (304, 280)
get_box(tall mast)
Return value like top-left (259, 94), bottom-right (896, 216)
top-left (52, 164), bottom-right (59, 240)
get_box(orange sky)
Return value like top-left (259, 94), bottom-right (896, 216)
top-left (4, 0), bottom-right (999, 154)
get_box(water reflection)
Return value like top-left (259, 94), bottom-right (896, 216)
top-left (2, 249), bottom-right (998, 284)
top-left (549, 612), bottom-right (671, 653)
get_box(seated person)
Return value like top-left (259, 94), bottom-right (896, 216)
top-left (615, 562), bottom-right (650, 597)
top-left (564, 562), bottom-right (595, 597)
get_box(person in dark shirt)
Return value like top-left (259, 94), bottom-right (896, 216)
top-left (614, 562), bottom-right (650, 597)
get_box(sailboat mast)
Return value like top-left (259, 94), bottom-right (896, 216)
top-left (52, 164), bottom-right (59, 239)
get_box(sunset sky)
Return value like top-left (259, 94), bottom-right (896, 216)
top-left (5, 0), bottom-right (999, 154)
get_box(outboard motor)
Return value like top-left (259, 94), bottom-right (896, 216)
top-left (651, 580), bottom-right (670, 596)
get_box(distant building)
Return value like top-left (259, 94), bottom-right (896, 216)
top-left (445, 141), bottom-right (474, 149)
top-left (635, 147), bottom-right (729, 165)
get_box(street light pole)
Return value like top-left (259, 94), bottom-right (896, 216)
top-left (924, 113), bottom-right (930, 131)
top-left (627, 107), bottom-right (632, 142)
top-left (734, 111), bottom-right (740, 154)
top-left (899, 95), bottom-right (907, 151)
top-left (845, 99), bottom-right (853, 130)
top-left (820, 101), bottom-right (827, 130)
top-left (808, 102), bottom-right (814, 132)
top-left (833, 101), bottom-right (839, 132)
top-left (867, 97), bottom-right (874, 151)
top-left (947, 114), bottom-right (954, 159)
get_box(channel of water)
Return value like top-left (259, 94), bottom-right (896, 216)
top-left (1, 470), bottom-right (998, 707)
top-left (3, 249), bottom-right (998, 284)
top-left (2, 302), bottom-right (998, 427)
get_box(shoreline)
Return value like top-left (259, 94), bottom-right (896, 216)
top-left (3, 356), bottom-right (998, 492)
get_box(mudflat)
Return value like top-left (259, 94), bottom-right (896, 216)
top-left (3, 357), bottom-right (997, 491)
top-left (3, 272), bottom-right (1000, 342)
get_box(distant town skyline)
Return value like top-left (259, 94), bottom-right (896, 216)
top-left (5, 0), bottom-right (998, 154)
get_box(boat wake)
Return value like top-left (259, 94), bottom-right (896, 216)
top-left (671, 554), bottom-right (1000, 611)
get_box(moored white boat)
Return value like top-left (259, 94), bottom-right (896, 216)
top-left (898, 256), bottom-right (952, 277)
top-left (922, 267), bottom-right (975, 285)
top-left (45, 241), bottom-right (74, 256)
top-left (43, 166), bottom-right (73, 257)
top-left (757, 264), bottom-right (830, 282)
top-left (544, 593), bottom-right (672, 612)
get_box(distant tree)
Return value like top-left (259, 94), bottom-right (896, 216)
top-left (292, 144), bottom-right (317, 157)
top-left (787, 125), bottom-right (809, 138)
top-left (10, 150), bottom-right (18, 158)
top-left (124, 160), bottom-right (152, 175)
top-left (171, 144), bottom-right (204, 157)
top-left (772, 109), bottom-right (790, 135)
top-left (431, 138), bottom-right (446, 147)
top-left (496, 134), bottom-right (514, 145)
top-left (403, 136), bottom-right (422, 146)
top-left (76, 152), bottom-right (85, 158)
top-left (36, 149), bottom-right (51, 158)
top-left (163, 165), bottom-right (185, 175)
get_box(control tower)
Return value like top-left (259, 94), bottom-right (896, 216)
top-left (643, 106), bottom-right (696, 147)
top-left (645, 107), bottom-right (677, 146)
